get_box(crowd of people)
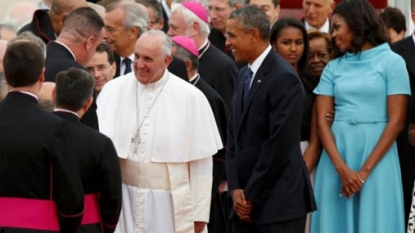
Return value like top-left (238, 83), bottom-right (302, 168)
top-left (0, 0), bottom-right (415, 233)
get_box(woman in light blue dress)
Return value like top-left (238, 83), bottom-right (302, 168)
top-left (311, 0), bottom-right (410, 233)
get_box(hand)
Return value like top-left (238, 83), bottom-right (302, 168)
top-left (231, 189), bottom-right (254, 222)
top-left (337, 166), bottom-right (363, 198)
top-left (325, 110), bottom-right (335, 126)
top-left (194, 222), bottom-right (206, 233)
top-left (218, 181), bottom-right (227, 194)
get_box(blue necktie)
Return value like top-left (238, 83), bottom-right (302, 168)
top-left (243, 68), bottom-right (253, 103)
top-left (123, 58), bottom-right (132, 75)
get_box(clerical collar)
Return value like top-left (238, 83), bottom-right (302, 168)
top-left (189, 73), bottom-right (200, 86)
top-left (9, 90), bottom-right (38, 100)
top-left (54, 40), bottom-right (76, 61)
top-left (138, 69), bottom-right (169, 89)
top-left (198, 39), bottom-right (210, 58)
top-left (305, 18), bottom-right (330, 34)
top-left (53, 108), bottom-right (80, 118)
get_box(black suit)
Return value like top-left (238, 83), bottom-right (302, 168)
top-left (162, 6), bottom-right (169, 33)
top-left (391, 37), bottom-right (415, 225)
top-left (114, 54), bottom-right (188, 81)
top-left (191, 75), bottom-right (229, 233)
top-left (226, 49), bottom-right (316, 232)
top-left (18, 9), bottom-right (56, 44)
top-left (45, 41), bottom-right (99, 130)
top-left (199, 42), bottom-right (237, 110)
top-left (53, 111), bottom-right (122, 233)
top-left (0, 92), bottom-right (84, 233)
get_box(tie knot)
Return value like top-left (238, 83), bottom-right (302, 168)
top-left (123, 58), bottom-right (132, 66)
top-left (245, 68), bottom-right (253, 84)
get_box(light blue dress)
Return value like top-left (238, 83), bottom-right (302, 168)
top-left (311, 43), bottom-right (410, 233)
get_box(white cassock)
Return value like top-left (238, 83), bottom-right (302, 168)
top-left (97, 70), bottom-right (223, 233)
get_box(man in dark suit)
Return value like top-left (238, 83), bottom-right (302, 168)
top-left (0, 41), bottom-right (84, 233)
top-left (45, 7), bottom-right (105, 130)
top-left (168, 1), bottom-right (238, 109)
top-left (104, 1), bottom-right (187, 80)
top-left (53, 68), bottom-right (122, 233)
top-left (18, 0), bottom-right (88, 44)
top-left (391, 1), bottom-right (415, 225)
top-left (225, 6), bottom-right (316, 232)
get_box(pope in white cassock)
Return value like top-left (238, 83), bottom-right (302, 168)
top-left (97, 30), bottom-right (223, 233)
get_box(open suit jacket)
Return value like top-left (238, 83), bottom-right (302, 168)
top-left (53, 111), bottom-right (122, 233)
top-left (0, 92), bottom-right (84, 233)
top-left (45, 41), bottom-right (99, 130)
top-left (391, 37), bottom-right (415, 222)
top-left (226, 49), bottom-right (316, 224)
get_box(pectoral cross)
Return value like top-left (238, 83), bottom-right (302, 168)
top-left (131, 135), bottom-right (141, 154)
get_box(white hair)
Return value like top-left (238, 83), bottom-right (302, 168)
top-left (141, 30), bottom-right (172, 56)
top-left (172, 4), bottom-right (210, 37)
top-left (3, 2), bottom-right (38, 32)
top-left (107, 1), bottom-right (149, 37)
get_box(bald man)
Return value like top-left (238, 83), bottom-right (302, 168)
top-left (18, 0), bottom-right (88, 44)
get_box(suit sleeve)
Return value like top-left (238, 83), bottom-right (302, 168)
top-left (98, 139), bottom-right (122, 233)
top-left (225, 87), bottom-right (239, 193)
top-left (244, 72), bottom-right (304, 205)
top-left (52, 122), bottom-right (85, 233)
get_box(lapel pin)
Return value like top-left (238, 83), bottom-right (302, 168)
top-left (257, 80), bottom-right (262, 83)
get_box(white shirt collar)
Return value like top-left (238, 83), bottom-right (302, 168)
top-left (120, 54), bottom-right (135, 76)
top-left (189, 73), bottom-right (198, 82)
top-left (53, 108), bottom-right (80, 118)
top-left (249, 45), bottom-right (272, 76)
top-left (54, 40), bottom-right (76, 61)
top-left (9, 90), bottom-right (38, 100)
top-left (161, 0), bottom-right (171, 18)
top-left (198, 39), bottom-right (209, 51)
top-left (305, 18), bottom-right (330, 34)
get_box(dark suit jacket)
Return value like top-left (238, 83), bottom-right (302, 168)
top-left (114, 54), bottom-right (188, 81)
top-left (0, 92), bottom-right (84, 233)
top-left (226, 50), bottom-right (316, 224)
top-left (53, 111), bottom-right (122, 233)
top-left (391, 37), bottom-right (415, 222)
top-left (45, 41), bottom-right (99, 130)
top-left (199, 42), bottom-right (237, 110)
top-left (18, 9), bottom-right (56, 44)
top-left (162, 6), bottom-right (169, 33)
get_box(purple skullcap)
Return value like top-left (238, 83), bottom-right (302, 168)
top-left (181, 1), bottom-right (208, 24)
top-left (172, 36), bottom-right (199, 57)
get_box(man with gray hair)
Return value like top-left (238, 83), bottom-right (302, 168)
top-left (97, 30), bottom-right (222, 233)
top-left (45, 6), bottom-right (105, 130)
top-left (302, 0), bottom-right (334, 33)
top-left (104, 1), bottom-right (187, 80)
top-left (168, 1), bottom-right (237, 109)
top-left (18, 0), bottom-right (88, 44)
top-left (104, 1), bottom-right (148, 77)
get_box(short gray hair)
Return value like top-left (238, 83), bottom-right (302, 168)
top-left (172, 4), bottom-right (210, 37)
top-left (8, 31), bottom-right (47, 58)
top-left (142, 30), bottom-right (172, 56)
top-left (106, 1), bottom-right (149, 37)
top-left (229, 5), bottom-right (270, 41)
top-left (173, 43), bottom-right (198, 71)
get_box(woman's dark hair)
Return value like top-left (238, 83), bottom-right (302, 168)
top-left (269, 17), bottom-right (309, 73)
top-left (332, 0), bottom-right (388, 57)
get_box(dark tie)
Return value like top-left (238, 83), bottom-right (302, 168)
top-left (243, 68), bottom-right (253, 103)
top-left (123, 58), bottom-right (132, 75)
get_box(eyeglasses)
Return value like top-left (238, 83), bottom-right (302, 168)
top-left (86, 64), bottom-right (111, 73)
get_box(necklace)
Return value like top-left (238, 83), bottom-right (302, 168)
top-left (131, 73), bottom-right (169, 155)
